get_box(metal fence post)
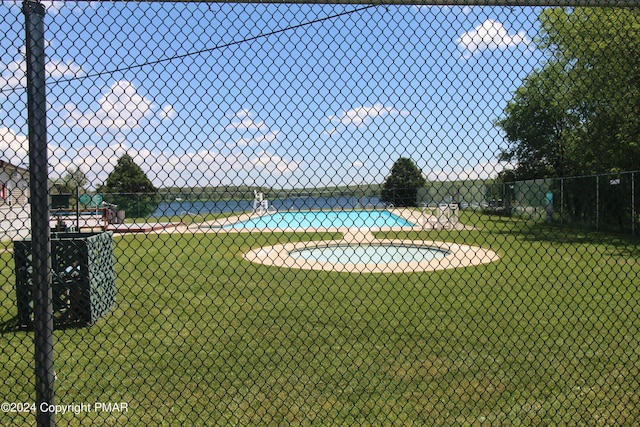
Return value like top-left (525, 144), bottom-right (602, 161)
top-left (633, 172), bottom-right (636, 236)
top-left (560, 178), bottom-right (564, 225)
top-left (596, 175), bottom-right (599, 230)
top-left (23, 1), bottom-right (55, 426)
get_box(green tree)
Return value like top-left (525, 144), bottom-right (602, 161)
top-left (380, 157), bottom-right (427, 207)
top-left (98, 154), bottom-right (159, 218)
top-left (496, 63), bottom-right (580, 179)
top-left (496, 8), bottom-right (640, 178)
top-left (51, 167), bottom-right (88, 207)
top-left (51, 167), bottom-right (88, 194)
top-left (496, 8), bottom-right (640, 228)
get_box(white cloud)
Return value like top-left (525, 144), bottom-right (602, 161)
top-left (122, 147), bottom-right (299, 188)
top-left (326, 103), bottom-right (410, 131)
top-left (0, 127), bottom-right (30, 166)
top-left (159, 105), bottom-right (176, 121)
top-left (40, 1), bottom-right (100, 15)
top-left (231, 131), bottom-right (279, 148)
top-left (0, 127), bottom-right (82, 179)
top-left (457, 20), bottom-right (531, 59)
top-left (54, 102), bottom-right (298, 187)
top-left (63, 80), bottom-right (154, 133)
top-left (234, 109), bottom-right (251, 119)
top-left (57, 140), bottom-right (299, 189)
top-left (0, 58), bottom-right (83, 89)
top-left (47, 59), bottom-right (83, 80)
top-left (226, 109), bottom-right (267, 132)
top-left (219, 109), bottom-right (280, 150)
top-left (322, 127), bottom-right (339, 137)
top-left (47, 142), bottom-right (128, 187)
top-left (0, 61), bottom-right (25, 89)
top-left (250, 151), bottom-right (299, 174)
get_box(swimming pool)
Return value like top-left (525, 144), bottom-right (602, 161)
top-left (223, 210), bottom-right (415, 230)
top-left (289, 243), bottom-right (449, 264)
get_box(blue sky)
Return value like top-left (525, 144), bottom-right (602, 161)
top-left (0, 1), bottom-right (542, 189)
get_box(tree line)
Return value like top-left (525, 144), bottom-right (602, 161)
top-left (52, 8), bottom-right (638, 222)
top-left (494, 7), bottom-right (639, 227)
top-left (51, 154), bottom-right (159, 218)
top-left (496, 8), bottom-right (639, 179)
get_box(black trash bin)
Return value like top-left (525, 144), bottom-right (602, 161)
top-left (14, 231), bottom-right (116, 330)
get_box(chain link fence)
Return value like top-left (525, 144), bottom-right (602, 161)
top-left (486, 171), bottom-right (640, 233)
top-left (1, 1), bottom-right (639, 425)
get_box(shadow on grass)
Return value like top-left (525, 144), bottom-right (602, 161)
top-left (0, 316), bottom-right (29, 334)
top-left (1, 315), bottom-right (91, 334)
top-left (489, 216), bottom-right (640, 257)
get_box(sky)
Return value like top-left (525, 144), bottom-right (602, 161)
top-left (0, 1), bottom-right (542, 190)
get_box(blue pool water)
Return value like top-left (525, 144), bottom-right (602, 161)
top-left (223, 210), bottom-right (415, 230)
top-left (290, 243), bottom-right (449, 264)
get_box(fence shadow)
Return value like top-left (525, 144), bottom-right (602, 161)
top-left (0, 316), bottom-right (29, 334)
top-left (492, 218), bottom-right (640, 258)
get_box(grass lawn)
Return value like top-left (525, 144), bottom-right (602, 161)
top-left (1, 213), bottom-right (639, 425)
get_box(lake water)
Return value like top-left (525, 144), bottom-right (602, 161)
top-left (151, 196), bottom-right (383, 218)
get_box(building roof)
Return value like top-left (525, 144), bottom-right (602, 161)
top-left (0, 159), bottom-right (29, 175)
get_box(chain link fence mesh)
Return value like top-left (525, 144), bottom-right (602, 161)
top-left (1, 1), bottom-right (639, 425)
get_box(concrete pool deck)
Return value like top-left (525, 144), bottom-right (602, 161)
top-left (188, 207), bottom-right (472, 233)
top-left (242, 230), bottom-right (500, 273)
top-left (127, 208), bottom-right (497, 273)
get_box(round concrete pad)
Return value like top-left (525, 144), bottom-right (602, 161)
top-left (244, 239), bottom-right (499, 273)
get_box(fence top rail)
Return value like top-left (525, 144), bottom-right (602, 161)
top-left (504, 170), bottom-right (639, 185)
top-left (51, 0), bottom-right (640, 7)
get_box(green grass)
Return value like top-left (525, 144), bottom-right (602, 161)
top-left (125, 212), bottom-right (230, 225)
top-left (1, 215), bottom-right (639, 425)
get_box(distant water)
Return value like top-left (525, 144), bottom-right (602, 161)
top-left (151, 196), bottom-right (383, 218)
